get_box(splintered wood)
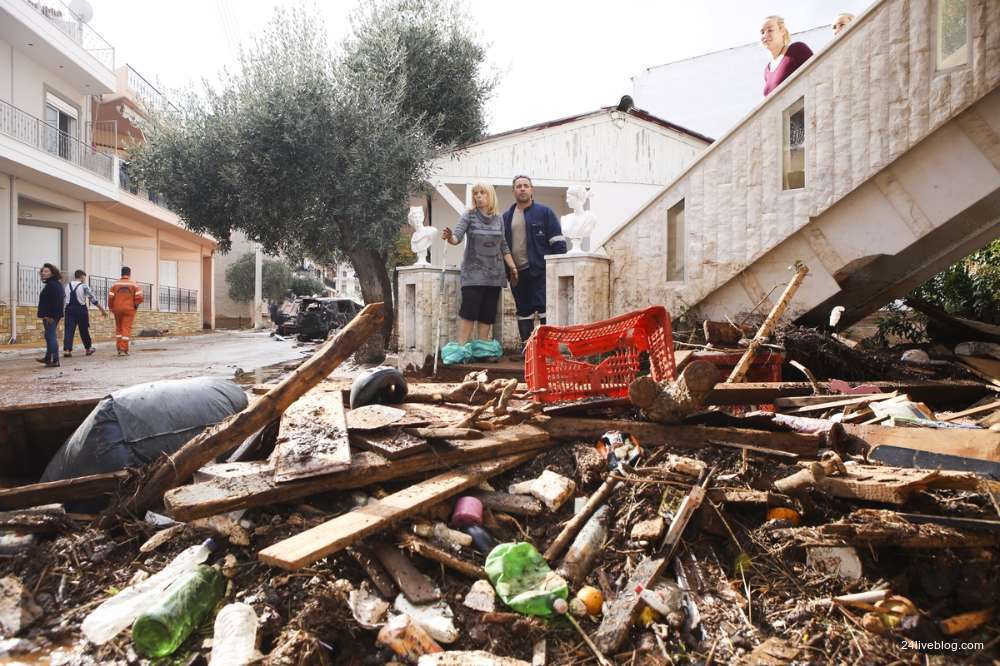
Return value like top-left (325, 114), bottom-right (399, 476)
top-left (272, 384), bottom-right (351, 483)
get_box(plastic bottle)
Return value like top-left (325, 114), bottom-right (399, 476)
top-left (462, 525), bottom-right (498, 554)
top-left (558, 506), bottom-right (609, 583)
top-left (132, 565), bottom-right (225, 658)
top-left (376, 613), bottom-right (443, 662)
top-left (82, 539), bottom-right (217, 645)
top-left (209, 603), bottom-right (258, 666)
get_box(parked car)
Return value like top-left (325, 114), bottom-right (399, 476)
top-left (292, 297), bottom-right (363, 341)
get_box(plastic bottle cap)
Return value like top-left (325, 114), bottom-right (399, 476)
top-left (551, 598), bottom-right (568, 615)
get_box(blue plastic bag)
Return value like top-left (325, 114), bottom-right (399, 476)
top-left (441, 341), bottom-right (471, 365)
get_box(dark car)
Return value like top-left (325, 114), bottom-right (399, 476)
top-left (293, 297), bottom-right (363, 341)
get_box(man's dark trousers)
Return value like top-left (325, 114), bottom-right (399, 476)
top-left (511, 269), bottom-right (546, 342)
top-left (63, 304), bottom-right (92, 352)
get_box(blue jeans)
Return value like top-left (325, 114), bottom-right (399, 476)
top-left (64, 305), bottom-right (91, 351)
top-left (43, 318), bottom-right (59, 363)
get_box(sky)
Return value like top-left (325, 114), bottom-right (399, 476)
top-left (85, 0), bottom-right (874, 134)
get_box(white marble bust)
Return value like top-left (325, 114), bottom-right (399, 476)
top-left (408, 207), bottom-right (437, 265)
top-left (561, 186), bottom-right (598, 254)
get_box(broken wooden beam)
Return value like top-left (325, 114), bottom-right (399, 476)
top-left (594, 557), bottom-right (666, 654)
top-left (103, 303), bottom-right (385, 524)
top-left (370, 541), bottom-right (441, 604)
top-left (469, 491), bottom-right (544, 517)
top-left (350, 429), bottom-right (430, 460)
top-left (705, 380), bottom-right (987, 406)
top-left (541, 418), bottom-right (818, 457)
top-left (398, 532), bottom-right (485, 579)
top-left (772, 509), bottom-right (1000, 548)
top-left (165, 424), bottom-right (552, 522)
top-left (258, 452), bottom-right (535, 570)
top-left (0, 471), bottom-right (128, 511)
top-left (843, 423), bottom-right (1000, 463)
top-left (347, 544), bottom-right (398, 599)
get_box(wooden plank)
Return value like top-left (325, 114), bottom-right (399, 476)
top-left (350, 428), bottom-right (429, 460)
top-left (706, 488), bottom-right (793, 506)
top-left (816, 466), bottom-right (979, 505)
top-left (941, 399), bottom-right (1000, 422)
top-left (258, 452), bottom-right (535, 570)
top-left (959, 356), bottom-right (1000, 384)
top-left (370, 541), bottom-right (441, 604)
top-left (594, 557), bottom-right (666, 654)
top-left (470, 491), bottom-right (544, 517)
top-left (0, 471), bottom-right (128, 511)
top-left (785, 392), bottom-right (898, 415)
top-left (272, 384), bottom-right (351, 483)
top-left (774, 393), bottom-right (886, 409)
top-left (542, 418), bottom-right (818, 457)
top-left (165, 424), bottom-right (551, 522)
top-left (775, 509), bottom-right (1000, 548)
top-left (345, 405), bottom-right (408, 431)
top-left (347, 544), bottom-right (398, 599)
top-left (844, 423), bottom-right (1000, 463)
top-left (398, 532), bottom-right (485, 579)
top-left (705, 381), bottom-right (987, 406)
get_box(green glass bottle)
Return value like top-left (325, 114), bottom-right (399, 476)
top-left (131, 564), bottom-right (224, 658)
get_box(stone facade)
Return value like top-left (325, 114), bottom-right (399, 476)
top-left (395, 266), bottom-right (462, 368)
top-left (604, 0), bottom-right (1000, 325)
top-left (0, 305), bottom-right (202, 344)
top-left (544, 253), bottom-right (611, 327)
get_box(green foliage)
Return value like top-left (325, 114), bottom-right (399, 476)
top-left (225, 252), bottom-right (292, 303)
top-left (865, 301), bottom-right (926, 349)
top-left (290, 274), bottom-right (327, 297)
top-left (909, 239), bottom-right (1000, 324)
top-left (132, 1), bottom-right (493, 336)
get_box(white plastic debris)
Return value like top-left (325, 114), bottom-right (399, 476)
top-left (394, 595), bottom-right (459, 644)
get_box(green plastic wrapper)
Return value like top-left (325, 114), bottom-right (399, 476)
top-left (132, 564), bottom-right (224, 658)
top-left (466, 339), bottom-right (502, 361)
top-left (440, 341), bottom-right (471, 366)
top-left (485, 542), bottom-right (569, 617)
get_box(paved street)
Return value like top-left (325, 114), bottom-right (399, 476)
top-left (0, 330), bottom-right (336, 407)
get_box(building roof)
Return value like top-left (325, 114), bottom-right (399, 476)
top-left (460, 105), bottom-right (715, 150)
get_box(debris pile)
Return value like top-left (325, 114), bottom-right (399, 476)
top-left (1, 301), bottom-right (999, 664)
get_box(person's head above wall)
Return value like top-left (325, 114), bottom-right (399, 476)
top-left (121, 266), bottom-right (131, 277)
top-left (760, 15), bottom-right (791, 57)
top-left (833, 13), bottom-right (855, 36)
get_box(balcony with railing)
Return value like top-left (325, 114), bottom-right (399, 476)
top-left (0, 97), bottom-right (115, 180)
top-left (119, 159), bottom-right (170, 208)
top-left (21, 0), bottom-right (114, 71)
top-left (122, 65), bottom-right (175, 114)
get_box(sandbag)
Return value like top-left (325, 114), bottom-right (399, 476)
top-left (41, 377), bottom-right (248, 483)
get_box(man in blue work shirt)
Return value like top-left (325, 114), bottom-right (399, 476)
top-left (503, 175), bottom-right (567, 347)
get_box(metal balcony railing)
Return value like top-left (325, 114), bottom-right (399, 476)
top-left (158, 285), bottom-right (198, 313)
top-left (22, 0), bottom-right (115, 71)
top-left (16, 264), bottom-right (44, 305)
top-left (119, 160), bottom-right (171, 209)
top-left (89, 274), bottom-right (153, 311)
top-left (126, 65), bottom-right (174, 113)
top-left (85, 119), bottom-right (119, 153)
top-left (0, 98), bottom-right (114, 180)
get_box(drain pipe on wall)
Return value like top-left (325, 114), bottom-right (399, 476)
top-left (7, 174), bottom-right (16, 344)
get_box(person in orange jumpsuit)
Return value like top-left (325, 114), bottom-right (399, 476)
top-left (108, 266), bottom-right (144, 355)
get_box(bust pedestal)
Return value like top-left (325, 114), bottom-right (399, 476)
top-left (545, 252), bottom-right (610, 327)
top-left (395, 264), bottom-right (460, 370)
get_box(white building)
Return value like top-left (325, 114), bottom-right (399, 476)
top-left (0, 0), bottom-right (216, 343)
top-left (633, 26), bottom-right (831, 139)
top-left (396, 106), bottom-right (711, 358)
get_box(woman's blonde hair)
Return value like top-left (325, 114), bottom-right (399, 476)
top-left (470, 183), bottom-right (499, 217)
top-left (764, 15), bottom-right (791, 48)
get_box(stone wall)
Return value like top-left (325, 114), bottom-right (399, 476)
top-left (0, 306), bottom-right (202, 344)
top-left (604, 0), bottom-right (1000, 320)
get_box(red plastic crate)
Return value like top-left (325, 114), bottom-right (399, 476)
top-left (525, 306), bottom-right (676, 403)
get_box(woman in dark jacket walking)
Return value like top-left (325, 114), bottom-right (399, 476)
top-left (37, 263), bottom-right (65, 367)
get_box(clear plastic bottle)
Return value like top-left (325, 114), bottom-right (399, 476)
top-left (209, 603), bottom-right (259, 666)
top-left (81, 538), bottom-right (216, 645)
top-left (132, 564), bottom-right (225, 658)
top-left (558, 506), bottom-right (609, 583)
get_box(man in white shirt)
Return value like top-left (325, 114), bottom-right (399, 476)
top-left (64, 269), bottom-right (108, 357)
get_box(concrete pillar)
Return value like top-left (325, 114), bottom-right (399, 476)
top-left (252, 245), bottom-right (262, 329)
top-left (545, 252), bottom-right (611, 327)
top-left (395, 264), bottom-right (460, 370)
top-left (5, 176), bottom-right (17, 341)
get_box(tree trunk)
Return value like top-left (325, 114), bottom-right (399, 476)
top-left (350, 247), bottom-right (395, 350)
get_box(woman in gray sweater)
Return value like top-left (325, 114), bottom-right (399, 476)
top-left (441, 183), bottom-right (519, 344)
